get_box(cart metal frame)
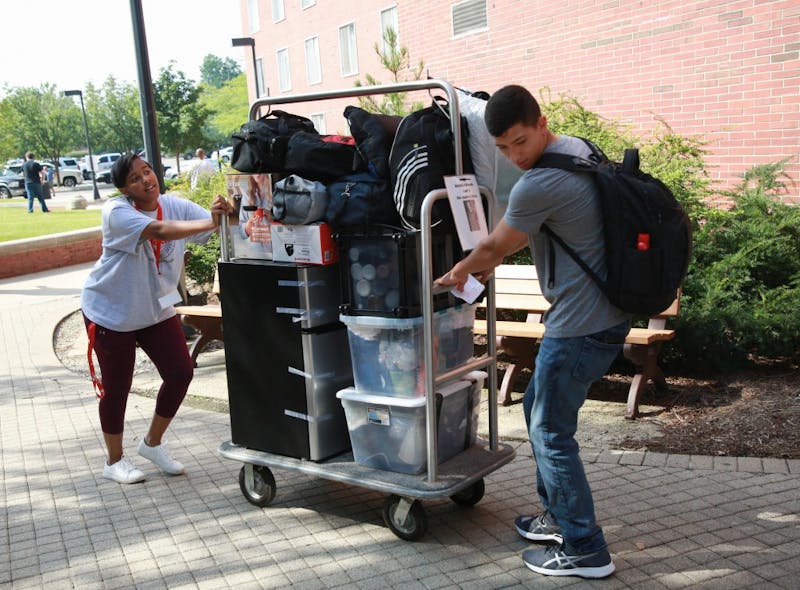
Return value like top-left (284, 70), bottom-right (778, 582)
top-left (217, 79), bottom-right (514, 540)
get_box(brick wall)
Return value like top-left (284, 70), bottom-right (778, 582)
top-left (0, 229), bottom-right (101, 280)
top-left (246, 0), bottom-right (799, 202)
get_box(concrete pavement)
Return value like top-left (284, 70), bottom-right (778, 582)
top-left (1, 263), bottom-right (799, 589)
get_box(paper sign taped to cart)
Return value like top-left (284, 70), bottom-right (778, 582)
top-left (444, 174), bottom-right (488, 251)
top-left (226, 173), bottom-right (273, 260)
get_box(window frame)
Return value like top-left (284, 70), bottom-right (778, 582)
top-left (304, 36), bottom-right (322, 85)
top-left (338, 21), bottom-right (359, 77)
top-left (247, 0), bottom-right (260, 34)
top-left (272, 0), bottom-right (285, 23)
top-left (380, 5), bottom-right (399, 55)
top-left (276, 47), bottom-right (292, 92)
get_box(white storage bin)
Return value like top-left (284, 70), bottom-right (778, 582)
top-left (337, 379), bottom-right (473, 474)
top-left (340, 304), bottom-right (476, 397)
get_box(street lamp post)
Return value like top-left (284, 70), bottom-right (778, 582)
top-left (63, 89), bottom-right (101, 201)
top-left (231, 37), bottom-right (259, 99)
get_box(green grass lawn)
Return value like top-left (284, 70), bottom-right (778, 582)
top-left (0, 198), bottom-right (102, 242)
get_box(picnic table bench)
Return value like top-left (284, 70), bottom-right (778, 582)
top-left (473, 264), bottom-right (679, 418)
top-left (174, 268), bottom-right (223, 366)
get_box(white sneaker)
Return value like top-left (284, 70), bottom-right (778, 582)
top-left (137, 439), bottom-right (185, 475)
top-left (103, 457), bottom-right (146, 484)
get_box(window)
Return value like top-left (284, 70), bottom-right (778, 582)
top-left (301, 0), bottom-right (316, 8)
top-left (255, 57), bottom-right (266, 97)
top-left (247, 0), bottom-right (260, 34)
top-left (380, 6), bottom-right (399, 55)
top-left (272, 0), bottom-right (285, 22)
top-left (452, 0), bottom-right (487, 37)
top-left (305, 36), bottom-right (322, 85)
top-left (338, 22), bottom-right (358, 77)
top-left (310, 113), bottom-right (326, 134)
top-left (277, 48), bottom-right (291, 92)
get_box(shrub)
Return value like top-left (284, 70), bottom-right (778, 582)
top-left (180, 168), bottom-right (230, 287)
top-left (672, 160), bottom-right (800, 371)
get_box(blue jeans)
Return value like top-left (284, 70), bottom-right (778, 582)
top-left (523, 320), bottom-right (629, 553)
top-left (25, 182), bottom-right (49, 213)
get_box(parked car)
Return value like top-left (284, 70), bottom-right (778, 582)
top-left (44, 158), bottom-right (84, 187)
top-left (0, 168), bottom-right (26, 198)
top-left (211, 146), bottom-right (232, 163)
top-left (87, 152), bottom-right (123, 183)
top-left (9, 158), bottom-right (83, 187)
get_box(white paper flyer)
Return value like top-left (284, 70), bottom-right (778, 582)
top-left (444, 174), bottom-right (488, 251)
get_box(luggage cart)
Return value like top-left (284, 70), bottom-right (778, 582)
top-left (217, 79), bottom-right (514, 541)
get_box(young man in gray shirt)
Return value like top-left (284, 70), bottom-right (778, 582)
top-left (436, 85), bottom-right (630, 579)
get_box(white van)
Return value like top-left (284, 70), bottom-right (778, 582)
top-left (83, 153), bottom-right (122, 183)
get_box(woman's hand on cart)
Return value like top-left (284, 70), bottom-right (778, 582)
top-left (210, 195), bottom-right (233, 226)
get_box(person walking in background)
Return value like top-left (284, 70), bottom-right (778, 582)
top-left (81, 153), bottom-right (231, 484)
top-left (22, 152), bottom-right (49, 213)
top-left (435, 85), bottom-right (630, 579)
top-left (189, 148), bottom-right (218, 190)
top-left (43, 164), bottom-right (55, 199)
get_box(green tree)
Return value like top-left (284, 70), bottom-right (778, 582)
top-left (6, 84), bottom-right (82, 181)
top-left (356, 27), bottom-right (424, 115)
top-left (200, 55), bottom-right (242, 89)
top-left (84, 77), bottom-right (143, 154)
top-left (0, 98), bottom-right (24, 162)
top-left (154, 62), bottom-right (209, 175)
top-left (199, 73), bottom-right (248, 148)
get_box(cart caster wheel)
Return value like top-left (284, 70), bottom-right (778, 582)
top-left (238, 464), bottom-right (276, 507)
top-left (450, 478), bottom-right (485, 507)
top-left (382, 495), bottom-right (427, 541)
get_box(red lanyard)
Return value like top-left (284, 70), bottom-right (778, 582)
top-left (86, 322), bottom-right (106, 399)
top-left (135, 201), bottom-right (165, 274)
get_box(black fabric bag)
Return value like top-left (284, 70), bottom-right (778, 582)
top-left (344, 105), bottom-right (402, 179)
top-left (325, 171), bottom-right (402, 230)
top-left (388, 98), bottom-right (474, 230)
top-left (231, 110), bottom-right (318, 173)
top-left (284, 132), bottom-right (364, 181)
top-left (535, 138), bottom-right (692, 316)
top-left (271, 174), bottom-right (328, 225)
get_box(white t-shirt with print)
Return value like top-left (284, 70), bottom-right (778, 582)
top-left (81, 194), bottom-right (213, 332)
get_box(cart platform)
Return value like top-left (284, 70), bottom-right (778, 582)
top-left (219, 438), bottom-right (515, 500)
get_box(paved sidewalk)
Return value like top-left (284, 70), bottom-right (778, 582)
top-left (1, 265), bottom-right (798, 589)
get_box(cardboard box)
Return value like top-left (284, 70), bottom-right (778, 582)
top-left (270, 222), bottom-right (339, 265)
top-left (226, 174), bottom-right (273, 260)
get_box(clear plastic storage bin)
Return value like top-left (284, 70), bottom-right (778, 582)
top-left (340, 304), bottom-right (477, 397)
top-left (337, 379), bottom-right (474, 474)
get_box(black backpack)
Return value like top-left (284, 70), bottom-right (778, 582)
top-left (535, 138), bottom-right (692, 316)
top-left (388, 98), bottom-right (473, 230)
top-left (231, 110), bottom-right (318, 173)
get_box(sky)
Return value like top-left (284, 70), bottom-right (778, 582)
top-left (1, 0), bottom-right (244, 92)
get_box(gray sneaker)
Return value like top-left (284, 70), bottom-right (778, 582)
top-left (523, 544), bottom-right (615, 578)
top-left (515, 511), bottom-right (563, 543)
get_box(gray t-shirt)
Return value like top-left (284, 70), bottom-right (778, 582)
top-left (504, 135), bottom-right (629, 337)
top-left (81, 194), bottom-right (213, 332)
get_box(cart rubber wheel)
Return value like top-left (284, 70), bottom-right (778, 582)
top-left (238, 464), bottom-right (276, 507)
top-left (450, 478), bottom-right (485, 507)
top-left (382, 495), bottom-right (427, 541)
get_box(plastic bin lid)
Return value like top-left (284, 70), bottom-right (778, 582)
top-left (336, 381), bottom-right (471, 407)
top-left (464, 370), bottom-right (488, 383)
top-left (339, 303), bottom-right (476, 328)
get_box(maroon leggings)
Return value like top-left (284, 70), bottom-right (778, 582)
top-left (84, 313), bottom-right (194, 435)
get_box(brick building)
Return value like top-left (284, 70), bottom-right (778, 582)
top-left (236, 0), bottom-right (799, 202)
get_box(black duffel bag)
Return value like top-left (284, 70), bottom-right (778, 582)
top-left (231, 110), bottom-right (318, 173)
top-left (284, 132), bottom-right (365, 181)
top-left (325, 171), bottom-right (401, 231)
